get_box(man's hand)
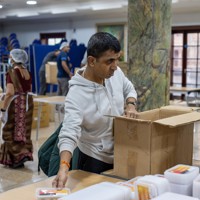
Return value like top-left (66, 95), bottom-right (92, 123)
top-left (52, 151), bottom-right (72, 188)
top-left (124, 103), bottom-right (138, 118)
top-left (69, 72), bottom-right (73, 79)
top-left (52, 167), bottom-right (68, 188)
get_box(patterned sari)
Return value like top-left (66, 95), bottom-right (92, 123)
top-left (0, 68), bottom-right (34, 168)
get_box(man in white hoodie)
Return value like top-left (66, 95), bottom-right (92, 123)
top-left (52, 32), bottom-right (137, 188)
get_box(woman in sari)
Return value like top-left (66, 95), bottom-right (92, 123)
top-left (0, 49), bottom-right (34, 168)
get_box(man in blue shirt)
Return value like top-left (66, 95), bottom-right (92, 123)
top-left (57, 42), bottom-right (72, 96)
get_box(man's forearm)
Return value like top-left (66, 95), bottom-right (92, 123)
top-left (59, 150), bottom-right (72, 171)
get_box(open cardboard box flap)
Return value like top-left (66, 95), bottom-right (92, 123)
top-left (160, 105), bottom-right (194, 112)
top-left (154, 111), bottom-right (200, 127)
top-left (114, 115), bottom-right (152, 123)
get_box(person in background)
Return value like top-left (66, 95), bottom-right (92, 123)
top-left (39, 49), bottom-right (60, 95)
top-left (52, 32), bottom-right (138, 188)
top-left (57, 42), bottom-right (72, 96)
top-left (0, 49), bottom-right (34, 168)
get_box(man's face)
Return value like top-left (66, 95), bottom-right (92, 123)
top-left (92, 50), bottom-right (121, 79)
top-left (63, 46), bottom-right (70, 52)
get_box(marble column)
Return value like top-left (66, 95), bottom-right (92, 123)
top-left (128, 0), bottom-right (171, 111)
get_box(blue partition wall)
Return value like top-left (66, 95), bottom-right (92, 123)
top-left (29, 41), bottom-right (86, 94)
top-left (68, 40), bottom-right (86, 73)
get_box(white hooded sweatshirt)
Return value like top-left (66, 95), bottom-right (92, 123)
top-left (58, 67), bottom-right (137, 164)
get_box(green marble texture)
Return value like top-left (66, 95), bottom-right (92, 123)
top-left (128, 0), bottom-right (171, 111)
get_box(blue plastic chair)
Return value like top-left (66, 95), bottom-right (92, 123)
top-left (32, 39), bottom-right (41, 45)
top-left (12, 43), bottom-right (20, 48)
top-left (9, 33), bottom-right (17, 41)
top-left (10, 38), bottom-right (19, 45)
top-left (0, 46), bottom-right (7, 53)
top-left (0, 37), bottom-right (8, 47)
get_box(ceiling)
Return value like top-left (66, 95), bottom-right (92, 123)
top-left (0, 0), bottom-right (200, 23)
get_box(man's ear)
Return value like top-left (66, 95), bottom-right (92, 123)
top-left (88, 56), bottom-right (96, 67)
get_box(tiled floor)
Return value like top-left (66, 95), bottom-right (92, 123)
top-left (0, 104), bottom-right (200, 193)
top-left (0, 121), bottom-right (60, 193)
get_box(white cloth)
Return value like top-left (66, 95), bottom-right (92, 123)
top-left (0, 111), bottom-right (7, 144)
top-left (0, 111), bottom-right (7, 124)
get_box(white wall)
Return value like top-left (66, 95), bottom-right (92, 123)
top-left (172, 12), bottom-right (200, 26)
top-left (2, 20), bottom-right (72, 47)
top-left (1, 17), bottom-right (127, 48)
top-left (1, 10), bottom-right (200, 48)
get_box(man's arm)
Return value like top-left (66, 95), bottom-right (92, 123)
top-left (61, 61), bottom-right (73, 78)
top-left (52, 150), bottom-right (72, 188)
top-left (124, 97), bottom-right (138, 118)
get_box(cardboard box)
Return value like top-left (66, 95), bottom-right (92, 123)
top-left (32, 110), bottom-right (49, 128)
top-left (45, 62), bottom-right (57, 84)
top-left (114, 106), bottom-right (200, 179)
top-left (49, 104), bottom-right (56, 122)
top-left (32, 97), bottom-right (50, 128)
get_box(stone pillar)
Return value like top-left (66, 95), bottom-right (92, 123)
top-left (128, 0), bottom-right (171, 111)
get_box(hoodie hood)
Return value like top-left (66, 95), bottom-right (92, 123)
top-left (69, 67), bottom-right (114, 116)
top-left (69, 67), bottom-right (102, 90)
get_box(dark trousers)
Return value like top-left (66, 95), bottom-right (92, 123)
top-left (77, 149), bottom-right (113, 174)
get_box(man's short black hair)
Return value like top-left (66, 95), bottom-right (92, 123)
top-left (87, 32), bottom-right (121, 58)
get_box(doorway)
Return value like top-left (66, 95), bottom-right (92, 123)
top-left (40, 32), bottom-right (66, 45)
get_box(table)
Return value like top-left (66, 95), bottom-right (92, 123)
top-left (170, 86), bottom-right (200, 94)
top-left (0, 170), bottom-right (123, 200)
top-left (33, 95), bottom-right (65, 140)
top-left (170, 86), bottom-right (200, 104)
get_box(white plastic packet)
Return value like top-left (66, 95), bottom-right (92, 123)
top-left (36, 187), bottom-right (70, 200)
